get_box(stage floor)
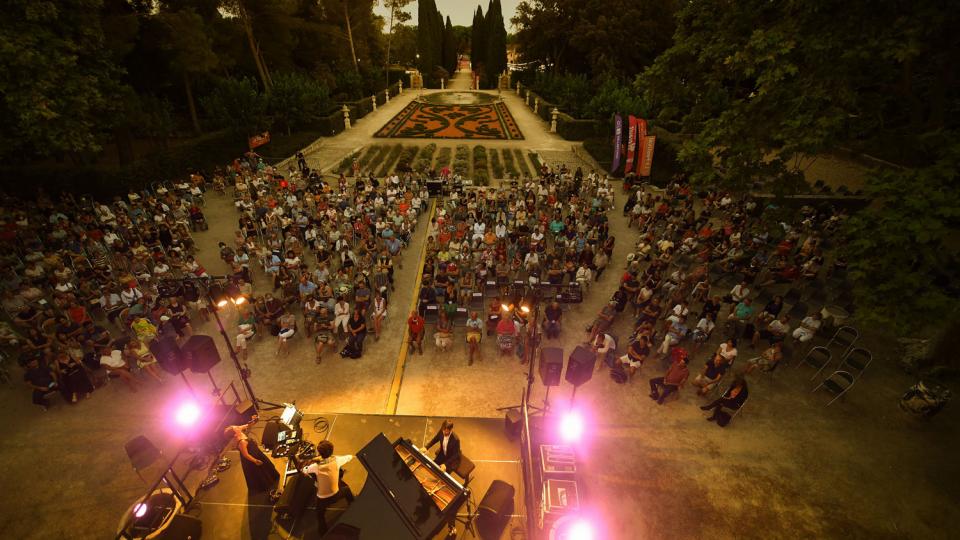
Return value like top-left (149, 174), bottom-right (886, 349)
top-left (190, 412), bottom-right (526, 540)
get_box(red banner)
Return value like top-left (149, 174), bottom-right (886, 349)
top-left (248, 131), bottom-right (271, 149)
top-left (624, 116), bottom-right (638, 174)
top-left (635, 119), bottom-right (648, 174)
top-left (638, 136), bottom-right (657, 177)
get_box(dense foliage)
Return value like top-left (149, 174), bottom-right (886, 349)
top-left (470, 0), bottom-right (508, 88)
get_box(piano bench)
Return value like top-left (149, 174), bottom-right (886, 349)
top-left (452, 454), bottom-right (476, 486)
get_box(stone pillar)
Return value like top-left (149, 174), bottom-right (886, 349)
top-left (550, 108), bottom-right (559, 133)
top-left (385, 89), bottom-right (390, 103)
top-left (371, 95), bottom-right (377, 111)
top-left (441, 79), bottom-right (445, 90)
top-left (525, 92), bottom-right (530, 106)
top-left (399, 80), bottom-right (403, 94)
top-left (516, 82), bottom-right (521, 95)
top-left (342, 105), bottom-right (351, 130)
top-left (534, 97), bottom-right (540, 114)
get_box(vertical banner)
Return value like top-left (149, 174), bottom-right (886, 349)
top-left (635, 119), bottom-right (648, 173)
top-left (624, 116), bottom-right (638, 174)
top-left (611, 114), bottom-right (624, 173)
top-left (638, 136), bottom-right (657, 177)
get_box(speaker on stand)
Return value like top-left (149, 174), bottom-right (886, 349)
top-left (537, 347), bottom-right (563, 412)
top-left (564, 345), bottom-right (596, 406)
top-left (182, 335), bottom-right (223, 395)
top-left (476, 480), bottom-right (515, 540)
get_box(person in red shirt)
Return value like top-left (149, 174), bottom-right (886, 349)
top-left (649, 353), bottom-right (690, 405)
top-left (407, 311), bottom-right (425, 355)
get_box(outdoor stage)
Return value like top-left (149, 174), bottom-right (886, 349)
top-left (189, 412), bottom-right (526, 540)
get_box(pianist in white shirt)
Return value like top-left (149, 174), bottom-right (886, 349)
top-left (302, 440), bottom-right (356, 535)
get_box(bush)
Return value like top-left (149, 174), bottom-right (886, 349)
top-left (395, 146), bottom-right (419, 173)
top-left (472, 146), bottom-right (489, 184)
top-left (376, 144), bottom-right (405, 177)
top-left (515, 149), bottom-right (532, 178)
top-left (490, 148), bottom-right (504, 178)
top-left (528, 152), bottom-right (543, 174)
top-left (267, 72), bottom-right (333, 135)
top-left (503, 148), bottom-right (518, 177)
top-left (360, 145), bottom-right (389, 174)
top-left (454, 145), bottom-right (471, 176)
top-left (413, 143), bottom-right (437, 172)
top-left (557, 114), bottom-right (603, 141)
top-left (435, 147), bottom-right (452, 169)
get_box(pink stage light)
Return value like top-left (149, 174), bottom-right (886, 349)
top-left (560, 411), bottom-right (584, 442)
top-left (174, 402), bottom-right (201, 428)
top-left (567, 519), bottom-right (594, 540)
top-left (133, 503), bottom-right (148, 518)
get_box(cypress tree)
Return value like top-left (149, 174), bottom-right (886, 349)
top-left (471, 6), bottom-right (486, 71)
top-left (443, 16), bottom-right (457, 74)
top-left (484, 0), bottom-right (507, 87)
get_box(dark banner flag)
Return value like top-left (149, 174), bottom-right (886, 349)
top-left (639, 136), bottom-right (657, 177)
top-left (611, 114), bottom-right (624, 173)
top-left (624, 116), bottom-right (638, 174)
top-left (636, 119), bottom-right (648, 173)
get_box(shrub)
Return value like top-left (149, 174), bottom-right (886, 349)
top-left (514, 149), bottom-right (532, 178)
top-left (395, 146), bottom-right (419, 173)
top-left (358, 145), bottom-right (381, 171)
top-left (360, 145), bottom-right (389, 174)
top-left (435, 147), bottom-right (452, 169)
top-left (490, 148), bottom-right (504, 178)
top-left (471, 145), bottom-right (488, 178)
top-left (413, 143), bottom-right (437, 172)
top-left (337, 150), bottom-right (359, 175)
top-left (454, 145), bottom-right (471, 176)
top-left (503, 148), bottom-right (518, 177)
top-left (528, 152), bottom-right (542, 174)
top-left (557, 115), bottom-right (603, 141)
top-left (376, 144), bottom-right (405, 177)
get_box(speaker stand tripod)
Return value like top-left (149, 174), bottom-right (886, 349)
top-left (447, 488), bottom-right (477, 539)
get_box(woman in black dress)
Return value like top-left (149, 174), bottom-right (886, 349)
top-left (224, 418), bottom-right (280, 492)
top-left (53, 351), bottom-right (94, 403)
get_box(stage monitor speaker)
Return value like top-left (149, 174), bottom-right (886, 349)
top-left (477, 480), bottom-right (515, 540)
top-left (538, 347), bottom-right (564, 387)
top-left (273, 472), bottom-right (315, 520)
top-left (261, 419), bottom-right (290, 450)
top-left (157, 513), bottom-right (202, 540)
top-left (183, 335), bottom-right (221, 374)
top-left (504, 409), bottom-right (522, 440)
top-left (564, 345), bottom-right (596, 387)
top-left (149, 335), bottom-right (185, 375)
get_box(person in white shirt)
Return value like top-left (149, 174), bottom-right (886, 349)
top-left (302, 440), bottom-right (355, 535)
top-left (592, 332), bottom-right (617, 371)
top-left (333, 298), bottom-right (351, 338)
top-left (792, 313), bottom-right (822, 342)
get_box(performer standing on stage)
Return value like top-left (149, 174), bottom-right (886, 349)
top-left (303, 440), bottom-right (355, 535)
top-left (224, 417), bottom-right (280, 493)
top-left (425, 420), bottom-right (461, 472)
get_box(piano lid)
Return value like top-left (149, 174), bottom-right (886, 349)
top-left (325, 433), bottom-right (465, 540)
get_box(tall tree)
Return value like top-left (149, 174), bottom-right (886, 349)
top-left (383, 0), bottom-right (413, 87)
top-left (156, 9), bottom-right (219, 134)
top-left (0, 0), bottom-right (121, 161)
top-left (471, 5), bottom-right (486, 71)
top-left (442, 16), bottom-right (457, 75)
top-left (221, 0), bottom-right (272, 91)
top-left (342, 0), bottom-right (359, 74)
top-left (416, 0), bottom-right (439, 83)
top-left (484, 0), bottom-right (507, 86)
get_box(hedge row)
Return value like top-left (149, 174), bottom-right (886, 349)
top-left (515, 149), bottom-right (532, 177)
top-left (528, 152), bottom-right (543, 174)
top-left (502, 149), bottom-right (518, 177)
top-left (472, 146), bottom-right (489, 185)
top-left (454, 145), bottom-right (471, 176)
top-left (376, 144), bottom-right (405, 177)
top-left (413, 143), bottom-right (437, 172)
top-left (490, 148), bottom-right (504, 179)
top-left (435, 147), bottom-right (452, 169)
top-left (395, 146), bottom-right (419, 173)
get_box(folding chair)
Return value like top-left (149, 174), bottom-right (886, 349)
top-left (483, 280), bottom-right (499, 298)
top-left (469, 291), bottom-right (484, 310)
top-left (836, 347), bottom-right (872, 378)
top-left (453, 307), bottom-right (469, 327)
top-left (424, 304), bottom-right (439, 324)
top-left (812, 371), bottom-right (857, 405)
top-left (826, 326), bottom-right (859, 359)
top-left (797, 346), bottom-right (832, 381)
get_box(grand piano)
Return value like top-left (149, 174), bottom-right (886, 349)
top-left (323, 433), bottom-right (468, 540)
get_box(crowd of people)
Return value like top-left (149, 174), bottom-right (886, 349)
top-left (0, 174), bottom-right (212, 408)
top-left (409, 165), bottom-right (617, 365)
top-left (584, 175), bottom-right (850, 426)
top-left (220, 156), bottom-right (428, 363)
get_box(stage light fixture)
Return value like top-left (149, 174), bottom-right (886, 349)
top-left (174, 401), bottom-right (201, 428)
top-left (567, 519), bottom-right (594, 540)
top-left (133, 503), bottom-right (148, 519)
top-left (560, 411), bottom-right (584, 442)
top-left (501, 303), bottom-right (512, 312)
top-left (520, 305), bottom-right (531, 314)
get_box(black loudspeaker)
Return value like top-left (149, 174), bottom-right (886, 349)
top-left (158, 513), bottom-right (202, 539)
top-left (538, 347), bottom-right (564, 387)
top-left (564, 345), bottom-right (596, 387)
top-left (182, 335), bottom-right (221, 373)
top-left (149, 335), bottom-right (184, 375)
top-left (476, 480), bottom-right (515, 540)
top-left (261, 419), bottom-right (289, 450)
top-left (274, 472), bottom-right (315, 520)
top-left (504, 409), bottom-right (522, 440)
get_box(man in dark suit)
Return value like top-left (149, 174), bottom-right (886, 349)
top-left (425, 420), bottom-right (461, 472)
